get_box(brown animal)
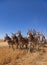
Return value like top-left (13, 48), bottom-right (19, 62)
top-left (27, 30), bottom-right (36, 52)
top-left (4, 34), bottom-right (15, 49)
top-left (17, 31), bottom-right (28, 49)
top-left (11, 33), bottom-right (19, 48)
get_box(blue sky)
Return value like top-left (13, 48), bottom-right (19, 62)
top-left (0, 0), bottom-right (47, 38)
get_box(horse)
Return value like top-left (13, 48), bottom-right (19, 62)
top-left (4, 34), bottom-right (15, 49)
top-left (27, 30), bottom-right (37, 52)
top-left (33, 32), bottom-right (46, 49)
top-left (11, 33), bottom-right (19, 48)
top-left (17, 31), bottom-right (28, 49)
top-left (37, 34), bottom-right (46, 48)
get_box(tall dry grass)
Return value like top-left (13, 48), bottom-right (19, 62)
top-left (0, 42), bottom-right (47, 65)
top-left (0, 47), bottom-right (27, 65)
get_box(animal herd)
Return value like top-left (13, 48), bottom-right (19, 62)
top-left (4, 30), bottom-right (46, 52)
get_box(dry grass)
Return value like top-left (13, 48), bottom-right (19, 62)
top-left (0, 42), bottom-right (47, 65)
top-left (0, 39), bottom-right (4, 42)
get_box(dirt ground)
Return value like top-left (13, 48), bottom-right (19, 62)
top-left (0, 41), bottom-right (47, 65)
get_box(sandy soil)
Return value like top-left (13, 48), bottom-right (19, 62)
top-left (0, 41), bottom-right (47, 65)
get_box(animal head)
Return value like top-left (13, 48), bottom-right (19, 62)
top-left (11, 33), bottom-right (18, 42)
top-left (4, 34), bottom-right (11, 42)
top-left (4, 34), bottom-right (8, 41)
top-left (27, 30), bottom-right (32, 36)
top-left (17, 30), bottom-right (21, 36)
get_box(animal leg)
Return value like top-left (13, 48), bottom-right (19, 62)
top-left (26, 44), bottom-right (28, 49)
top-left (28, 42), bottom-right (31, 53)
top-left (20, 42), bottom-right (22, 49)
top-left (9, 44), bottom-right (11, 48)
top-left (12, 44), bottom-right (14, 50)
top-left (16, 43), bottom-right (19, 49)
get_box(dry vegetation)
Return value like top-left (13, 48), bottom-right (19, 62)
top-left (0, 41), bottom-right (47, 65)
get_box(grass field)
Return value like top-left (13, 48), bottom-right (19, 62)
top-left (0, 41), bottom-right (47, 65)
